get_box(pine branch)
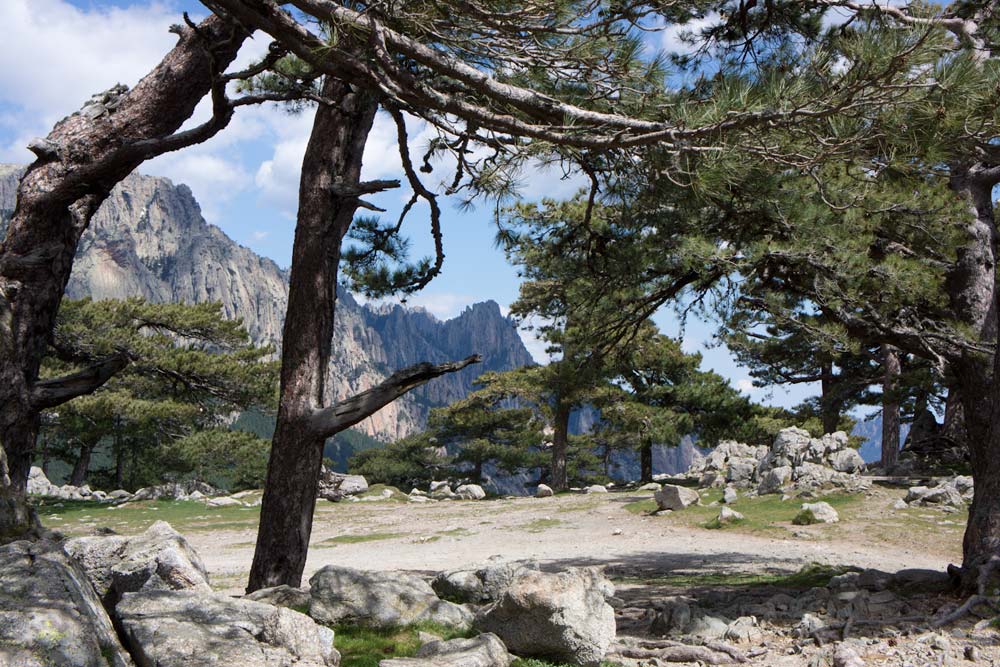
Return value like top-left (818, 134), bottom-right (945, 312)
top-left (30, 353), bottom-right (131, 410)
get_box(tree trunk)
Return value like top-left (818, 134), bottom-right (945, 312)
top-left (550, 401), bottom-right (571, 491)
top-left (640, 441), bottom-right (653, 483)
top-left (946, 167), bottom-right (999, 591)
top-left (247, 78), bottom-right (379, 592)
top-left (880, 344), bottom-right (901, 469)
top-left (0, 15), bottom-right (246, 537)
top-left (819, 360), bottom-right (840, 434)
top-left (69, 440), bottom-right (96, 487)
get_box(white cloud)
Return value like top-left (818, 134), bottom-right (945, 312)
top-left (0, 0), bottom-right (183, 161)
top-left (147, 151), bottom-right (252, 222)
top-left (251, 230), bottom-right (270, 241)
top-left (660, 12), bottom-right (720, 55)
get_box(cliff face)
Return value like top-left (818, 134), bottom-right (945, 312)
top-left (0, 166), bottom-right (534, 441)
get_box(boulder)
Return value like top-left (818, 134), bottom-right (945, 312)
top-left (309, 566), bottom-right (472, 629)
top-left (648, 597), bottom-right (693, 636)
top-left (0, 540), bottom-right (134, 667)
top-left (654, 484), bottom-right (700, 511)
top-left (432, 558), bottom-right (540, 604)
top-left (430, 481), bottom-right (451, 492)
top-left (475, 567), bottom-right (615, 667)
top-left (206, 496), bottom-right (243, 507)
top-left (456, 484), bottom-right (486, 500)
top-left (318, 468), bottom-right (369, 501)
top-left (716, 507), bottom-right (745, 525)
top-left (685, 613), bottom-right (730, 640)
top-left (380, 633), bottom-right (510, 667)
top-left (757, 466), bottom-right (792, 495)
top-left (535, 484), bottom-right (554, 498)
top-left (117, 590), bottom-right (338, 667)
top-left (245, 584), bottom-right (312, 611)
top-left (637, 483), bottom-right (661, 492)
top-left (829, 448), bottom-right (865, 473)
top-left (794, 501), bottom-right (840, 525)
top-left (64, 520), bottom-right (210, 606)
top-left (722, 486), bottom-right (738, 504)
top-left (584, 485), bottom-right (608, 494)
top-left (725, 459), bottom-right (756, 485)
top-left (26, 466), bottom-right (55, 496)
top-left (725, 616), bottom-right (763, 644)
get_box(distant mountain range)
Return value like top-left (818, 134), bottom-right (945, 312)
top-left (0, 165), bottom-right (535, 442)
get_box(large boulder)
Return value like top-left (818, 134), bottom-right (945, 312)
top-left (245, 585), bottom-right (312, 611)
top-left (309, 566), bottom-right (473, 629)
top-left (794, 501), bottom-right (840, 525)
top-left (26, 466), bottom-right (56, 496)
top-left (117, 590), bottom-right (338, 667)
top-left (757, 466), bottom-right (792, 495)
top-left (380, 634), bottom-right (511, 667)
top-left (64, 520), bottom-right (210, 606)
top-left (318, 467), bottom-right (369, 502)
top-left (829, 448), bottom-right (865, 474)
top-left (455, 484), bottom-right (487, 500)
top-left (432, 558), bottom-right (541, 604)
top-left (475, 567), bottom-right (616, 667)
top-left (654, 484), bottom-right (700, 511)
top-left (0, 540), bottom-right (133, 667)
top-left (535, 484), bottom-right (554, 498)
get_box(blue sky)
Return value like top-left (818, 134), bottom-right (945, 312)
top-left (1, 0), bottom-right (823, 410)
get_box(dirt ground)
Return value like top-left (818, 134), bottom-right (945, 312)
top-left (185, 485), bottom-right (961, 593)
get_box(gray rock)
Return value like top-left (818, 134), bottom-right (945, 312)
top-left (638, 482), bottom-right (662, 492)
top-left (725, 616), bottom-right (763, 644)
top-left (475, 567), bottom-right (615, 667)
top-left (309, 566), bottom-right (472, 629)
top-left (456, 484), bottom-right (486, 500)
top-left (833, 643), bottom-right (866, 667)
top-left (535, 484), bottom-right (554, 498)
top-left (0, 540), bottom-right (134, 667)
top-left (318, 468), bottom-right (370, 501)
top-left (584, 485), bottom-right (608, 494)
top-left (757, 466), bottom-right (792, 495)
top-left (686, 613), bottom-right (730, 639)
top-left (432, 558), bottom-right (540, 604)
top-left (794, 501), bottom-right (840, 525)
top-left (654, 484), bottom-right (700, 511)
top-left (380, 633), bottom-right (510, 667)
top-left (117, 590), bottom-right (338, 667)
top-left (649, 598), bottom-right (693, 636)
top-left (245, 584), bottom-right (312, 610)
top-left (726, 459), bottom-right (756, 485)
top-left (722, 486), bottom-right (738, 504)
top-left (716, 507), bottom-right (745, 524)
top-left (64, 520), bottom-right (210, 606)
top-left (206, 496), bottom-right (242, 507)
top-left (26, 466), bottom-right (55, 496)
top-left (829, 448), bottom-right (865, 473)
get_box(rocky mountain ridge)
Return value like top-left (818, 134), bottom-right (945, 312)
top-left (0, 165), bottom-right (535, 441)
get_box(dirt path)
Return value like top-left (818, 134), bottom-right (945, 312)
top-left (191, 487), bottom-right (960, 592)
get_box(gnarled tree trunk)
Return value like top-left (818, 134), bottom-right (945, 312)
top-left (0, 15), bottom-right (247, 539)
top-left (247, 78), bottom-right (480, 591)
top-left (946, 166), bottom-right (999, 591)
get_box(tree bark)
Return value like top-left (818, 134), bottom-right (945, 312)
top-left (880, 344), bottom-right (901, 469)
top-left (819, 360), bottom-right (840, 435)
top-left (247, 78), bottom-right (379, 592)
top-left (640, 441), bottom-right (653, 483)
top-left (0, 15), bottom-right (246, 538)
top-left (946, 167), bottom-right (999, 591)
top-left (550, 400), bottom-right (571, 491)
top-left (69, 440), bottom-right (96, 488)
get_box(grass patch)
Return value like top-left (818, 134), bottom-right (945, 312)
top-left (520, 518), bottom-right (567, 532)
top-left (316, 532), bottom-right (406, 547)
top-left (334, 622), bottom-right (472, 667)
top-left (354, 484), bottom-right (411, 503)
top-left (34, 498), bottom-right (261, 536)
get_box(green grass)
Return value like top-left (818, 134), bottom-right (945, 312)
top-left (519, 518), bottom-right (567, 532)
top-left (316, 532), bottom-right (406, 547)
top-left (334, 622), bottom-right (473, 667)
top-left (34, 498), bottom-right (261, 536)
